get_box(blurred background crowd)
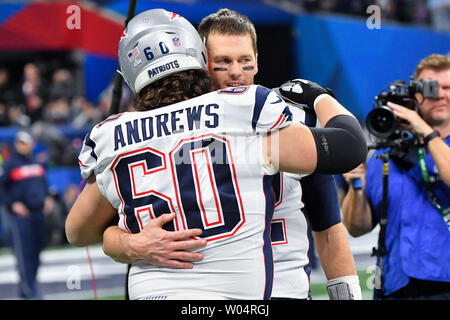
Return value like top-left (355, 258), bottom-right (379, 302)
top-left (296, 0), bottom-right (448, 31)
top-left (0, 61), bottom-right (134, 247)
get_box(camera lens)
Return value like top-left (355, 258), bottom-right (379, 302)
top-left (366, 105), bottom-right (397, 138)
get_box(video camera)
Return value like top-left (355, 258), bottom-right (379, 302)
top-left (366, 77), bottom-right (439, 149)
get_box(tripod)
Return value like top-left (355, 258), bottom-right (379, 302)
top-left (370, 151), bottom-right (389, 300)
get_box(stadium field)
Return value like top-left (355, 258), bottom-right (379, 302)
top-left (1, 229), bottom-right (378, 300)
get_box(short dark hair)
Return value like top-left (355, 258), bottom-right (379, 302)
top-left (197, 8), bottom-right (257, 55)
top-left (134, 69), bottom-right (212, 111)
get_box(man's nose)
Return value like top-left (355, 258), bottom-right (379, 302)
top-left (228, 61), bottom-right (242, 78)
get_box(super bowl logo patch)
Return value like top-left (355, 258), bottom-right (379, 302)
top-left (172, 37), bottom-right (181, 46)
top-left (128, 47), bottom-right (140, 62)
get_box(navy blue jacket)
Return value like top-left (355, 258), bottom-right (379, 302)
top-left (0, 150), bottom-right (48, 212)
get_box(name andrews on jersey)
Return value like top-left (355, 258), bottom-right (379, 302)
top-left (114, 103), bottom-right (219, 151)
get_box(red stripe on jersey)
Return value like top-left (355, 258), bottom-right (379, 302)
top-left (268, 114), bottom-right (286, 131)
top-left (96, 112), bottom-right (124, 128)
top-left (78, 159), bottom-right (89, 168)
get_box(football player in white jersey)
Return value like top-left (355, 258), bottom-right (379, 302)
top-left (66, 9), bottom-right (367, 299)
top-left (101, 9), bottom-right (362, 300)
top-left (272, 82), bottom-right (361, 299)
top-left (198, 9), bottom-right (361, 300)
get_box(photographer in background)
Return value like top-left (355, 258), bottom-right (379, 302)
top-left (342, 54), bottom-right (450, 300)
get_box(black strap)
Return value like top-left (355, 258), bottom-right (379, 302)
top-left (371, 153), bottom-right (390, 299)
top-left (423, 130), bottom-right (440, 145)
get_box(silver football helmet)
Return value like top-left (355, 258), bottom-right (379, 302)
top-left (118, 8), bottom-right (208, 94)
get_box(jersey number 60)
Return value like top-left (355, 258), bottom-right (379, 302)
top-left (111, 134), bottom-right (246, 242)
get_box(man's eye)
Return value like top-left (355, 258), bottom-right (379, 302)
top-left (216, 59), bottom-right (231, 64)
top-left (239, 56), bottom-right (254, 63)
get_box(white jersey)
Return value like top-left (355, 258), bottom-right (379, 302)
top-left (78, 85), bottom-right (293, 300)
top-left (271, 106), bottom-right (318, 299)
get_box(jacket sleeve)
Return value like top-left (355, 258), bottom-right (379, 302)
top-left (0, 161), bottom-right (13, 207)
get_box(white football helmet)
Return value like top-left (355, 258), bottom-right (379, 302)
top-left (118, 9), bottom-right (208, 94)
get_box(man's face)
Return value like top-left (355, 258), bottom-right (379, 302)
top-left (15, 140), bottom-right (33, 156)
top-left (416, 68), bottom-right (450, 128)
top-left (206, 31), bottom-right (258, 90)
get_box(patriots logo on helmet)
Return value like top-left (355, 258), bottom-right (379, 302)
top-left (169, 12), bottom-right (182, 21)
